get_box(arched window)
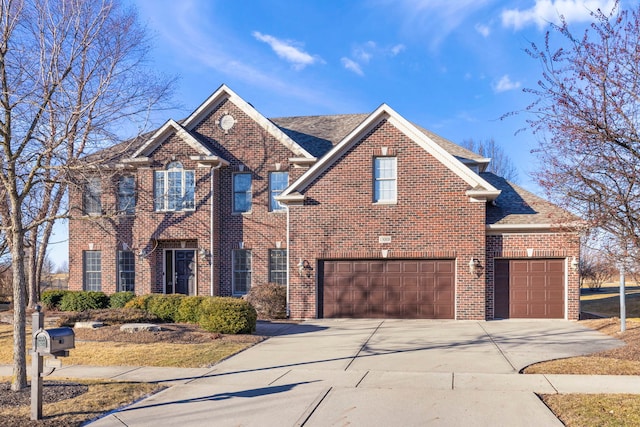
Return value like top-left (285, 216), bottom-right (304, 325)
top-left (154, 161), bottom-right (195, 211)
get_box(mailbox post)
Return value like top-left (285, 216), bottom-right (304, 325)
top-left (30, 306), bottom-right (45, 420)
top-left (30, 305), bottom-right (75, 421)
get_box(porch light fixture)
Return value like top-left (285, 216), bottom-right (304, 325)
top-left (137, 248), bottom-right (149, 259)
top-left (199, 248), bottom-right (210, 259)
top-left (570, 256), bottom-right (579, 271)
top-left (468, 257), bottom-right (484, 278)
top-left (297, 259), bottom-right (314, 278)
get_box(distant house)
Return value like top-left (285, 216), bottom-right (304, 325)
top-left (68, 84), bottom-right (580, 320)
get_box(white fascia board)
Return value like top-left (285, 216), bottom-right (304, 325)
top-left (182, 84), bottom-right (314, 159)
top-left (280, 107), bottom-right (387, 198)
top-left (275, 192), bottom-right (305, 205)
top-left (385, 107), bottom-right (500, 193)
top-left (130, 120), bottom-right (212, 158)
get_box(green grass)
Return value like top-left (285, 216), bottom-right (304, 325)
top-left (580, 285), bottom-right (640, 318)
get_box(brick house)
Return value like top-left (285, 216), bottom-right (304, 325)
top-left (68, 84), bottom-right (580, 320)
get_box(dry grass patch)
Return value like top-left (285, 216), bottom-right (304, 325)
top-left (0, 378), bottom-right (162, 427)
top-left (0, 323), bottom-right (263, 368)
top-left (542, 394), bottom-right (640, 427)
top-left (525, 318), bottom-right (640, 374)
top-left (581, 286), bottom-right (640, 317)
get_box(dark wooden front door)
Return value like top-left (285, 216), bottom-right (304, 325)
top-left (165, 250), bottom-right (195, 295)
top-left (320, 259), bottom-right (454, 319)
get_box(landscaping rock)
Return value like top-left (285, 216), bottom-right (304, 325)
top-left (74, 321), bottom-right (105, 329)
top-left (120, 323), bottom-right (162, 333)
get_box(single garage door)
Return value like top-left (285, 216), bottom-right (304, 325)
top-left (320, 259), bottom-right (454, 319)
top-left (494, 259), bottom-right (564, 319)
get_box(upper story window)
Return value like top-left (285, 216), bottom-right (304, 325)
top-left (269, 171), bottom-right (288, 211)
top-left (373, 157), bottom-right (397, 203)
top-left (154, 161), bottom-right (195, 211)
top-left (118, 176), bottom-right (135, 215)
top-left (83, 176), bottom-right (102, 215)
top-left (233, 172), bottom-right (252, 213)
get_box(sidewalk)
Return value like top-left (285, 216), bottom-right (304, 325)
top-left (1, 363), bottom-right (639, 394)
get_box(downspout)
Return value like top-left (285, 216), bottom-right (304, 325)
top-left (285, 204), bottom-right (290, 318)
top-left (210, 162), bottom-right (223, 296)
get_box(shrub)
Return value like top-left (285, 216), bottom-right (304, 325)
top-left (124, 294), bottom-right (154, 311)
top-left (244, 283), bottom-right (287, 319)
top-left (198, 297), bottom-right (257, 334)
top-left (109, 291), bottom-right (136, 308)
top-left (176, 296), bottom-right (206, 323)
top-left (145, 294), bottom-right (184, 322)
top-left (40, 290), bottom-right (71, 310)
top-left (57, 308), bottom-right (161, 326)
top-left (59, 291), bottom-right (109, 312)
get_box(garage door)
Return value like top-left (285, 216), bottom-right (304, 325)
top-left (320, 260), bottom-right (454, 319)
top-left (494, 259), bottom-right (564, 319)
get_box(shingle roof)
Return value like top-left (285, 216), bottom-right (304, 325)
top-left (483, 172), bottom-right (578, 226)
top-left (270, 114), bottom-right (369, 157)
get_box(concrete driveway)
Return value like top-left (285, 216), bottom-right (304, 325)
top-left (89, 319), bottom-right (625, 427)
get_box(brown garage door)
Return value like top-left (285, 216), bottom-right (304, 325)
top-left (320, 259), bottom-right (454, 319)
top-left (494, 259), bottom-right (564, 319)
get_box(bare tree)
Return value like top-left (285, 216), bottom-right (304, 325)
top-left (460, 138), bottom-right (519, 183)
top-left (0, 0), bottom-right (173, 391)
top-left (580, 247), bottom-right (616, 289)
top-left (522, 1), bottom-right (640, 260)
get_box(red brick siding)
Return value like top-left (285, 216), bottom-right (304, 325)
top-left (288, 119), bottom-right (487, 320)
top-left (69, 98), bottom-right (296, 297)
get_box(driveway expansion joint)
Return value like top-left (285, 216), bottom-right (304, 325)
top-left (477, 321), bottom-right (518, 372)
top-left (344, 320), bottom-right (385, 371)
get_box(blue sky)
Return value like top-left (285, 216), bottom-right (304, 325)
top-left (48, 0), bottom-right (621, 268)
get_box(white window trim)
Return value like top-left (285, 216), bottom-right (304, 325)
top-left (269, 171), bottom-right (288, 212)
top-left (232, 249), bottom-right (252, 295)
top-left (232, 172), bottom-right (253, 214)
top-left (373, 156), bottom-right (397, 204)
top-left (154, 163), bottom-right (196, 212)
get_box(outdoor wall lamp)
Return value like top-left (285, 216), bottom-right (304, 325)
top-left (298, 259), bottom-right (314, 278)
top-left (468, 257), bottom-right (484, 278)
top-left (570, 256), bottom-right (579, 271)
top-left (137, 248), bottom-right (149, 259)
top-left (199, 248), bottom-right (210, 259)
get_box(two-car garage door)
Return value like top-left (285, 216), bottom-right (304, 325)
top-left (320, 259), bottom-right (454, 319)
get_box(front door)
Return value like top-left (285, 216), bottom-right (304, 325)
top-left (165, 250), bottom-right (195, 295)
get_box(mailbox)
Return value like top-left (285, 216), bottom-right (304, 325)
top-left (34, 327), bottom-right (75, 357)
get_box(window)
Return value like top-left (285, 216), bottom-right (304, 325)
top-left (154, 162), bottom-right (195, 211)
top-left (232, 249), bottom-right (251, 294)
top-left (269, 249), bottom-right (287, 285)
top-left (83, 177), bottom-right (102, 215)
top-left (374, 157), bottom-right (397, 203)
top-left (83, 251), bottom-right (102, 291)
top-left (269, 172), bottom-right (288, 211)
top-left (233, 173), bottom-right (252, 213)
top-left (117, 251), bottom-right (135, 292)
top-left (118, 176), bottom-right (135, 214)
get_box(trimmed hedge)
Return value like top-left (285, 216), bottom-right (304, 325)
top-left (109, 291), bottom-right (136, 308)
top-left (176, 296), bottom-right (206, 324)
top-left (40, 290), bottom-right (71, 310)
top-left (198, 297), bottom-right (257, 334)
top-left (124, 294), bottom-right (154, 311)
top-left (59, 291), bottom-right (109, 312)
top-left (145, 294), bottom-right (184, 322)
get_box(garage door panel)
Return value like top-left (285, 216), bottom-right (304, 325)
top-left (496, 259), bottom-right (565, 319)
top-left (322, 259), bottom-right (454, 319)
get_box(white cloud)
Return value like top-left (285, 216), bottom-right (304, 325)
top-left (502, 0), bottom-right (616, 30)
top-left (493, 75), bottom-right (521, 92)
top-left (391, 44), bottom-right (406, 55)
top-left (341, 57), bottom-right (364, 76)
top-left (252, 31), bottom-right (323, 70)
top-left (475, 23), bottom-right (491, 37)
